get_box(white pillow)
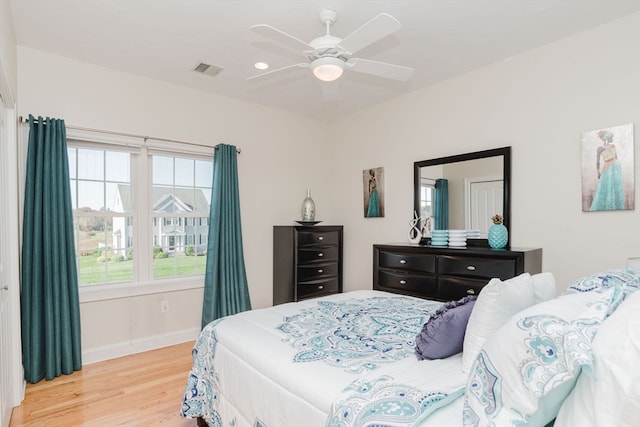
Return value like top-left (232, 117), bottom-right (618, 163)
top-left (555, 290), bottom-right (640, 427)
top-left (463, 287), bottom-right (624, 427)
top-left (461, 273), bottom-right (536, 373)
top-left (532, 272), bottom-right (556, 303)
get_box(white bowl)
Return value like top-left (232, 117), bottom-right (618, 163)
top-left (448, 241), bottom-right (467, 247)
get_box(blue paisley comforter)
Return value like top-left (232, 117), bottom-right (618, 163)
top-left (180, 290), bottom-right (467, 427)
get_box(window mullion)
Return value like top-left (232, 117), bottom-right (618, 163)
top-left (134, 148), bottom-right (152, 282)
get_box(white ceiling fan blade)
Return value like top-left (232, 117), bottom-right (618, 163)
top-left (246, 63), bottom-right (309, 81)
top-left (338, 13), bottom-right (401, 55)
top-left (347, 58), bottom-right (414, 81)
top-left (250, 24), bottom-right (312, 50)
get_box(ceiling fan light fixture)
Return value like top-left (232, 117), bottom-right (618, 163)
top-left (311, 57), bottom-right (344, 82)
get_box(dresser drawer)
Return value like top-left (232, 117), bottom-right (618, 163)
top-left (437, 277), bottom-right (489, 300)
top-left (377, 270), bottom-right (437, 296)
top-left (297, 230), bottom-right (340, 247)
top-left (438, 255), bottom-right (516, 280)
top-left (373, 244), bottom-right (542, 303)
top-left (297, 262), bottom-right (338, 281)
top-left (378, 250), bottom-right (436, 274)
top-left (298, 246), bottom-right (339, 264)
top-left (297, 278), bottom-right (340, 300)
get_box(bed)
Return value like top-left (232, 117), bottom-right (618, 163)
top-left (181, 269), bottom-right (640, 427)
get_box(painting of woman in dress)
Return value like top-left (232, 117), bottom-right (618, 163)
top-left (363, 167), bottom-right (385, 217)
top-left (581, 124), bottom-right (634, 212)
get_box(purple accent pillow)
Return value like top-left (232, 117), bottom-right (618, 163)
top-left (415, 295), bottom-right (477, 360)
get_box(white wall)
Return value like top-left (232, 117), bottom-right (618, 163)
top-left (329, 11), bottom-right (640, 292)
top-left (17, 47), bottom-right (331, 361)
top-left (0, 0), bottom-right (17, 99)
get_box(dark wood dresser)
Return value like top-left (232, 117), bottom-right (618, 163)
top-left (373, 244), bottom-right (542, 301)
top-left (273, 225), bottom-right (343, 305)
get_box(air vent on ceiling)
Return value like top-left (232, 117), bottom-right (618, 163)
top-left (192, 62), bottom-right (223, 77)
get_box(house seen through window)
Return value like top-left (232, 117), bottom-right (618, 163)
top-left (151, 155), bottom-right (212, 278)
top-left (68, 145), bottom-right (213, 286)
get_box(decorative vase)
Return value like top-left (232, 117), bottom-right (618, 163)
top-left (408, 214), bottom-right (422, 244)
top-left (301, 188), bottom-right (316, 221)
top-left (488, 223), bottom-right (508, 249)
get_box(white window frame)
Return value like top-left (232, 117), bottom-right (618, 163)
top-left (65, 129), bottom-right (213, 303)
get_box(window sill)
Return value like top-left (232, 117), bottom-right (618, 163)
top-left (79, 276), bottom-right (205, 303)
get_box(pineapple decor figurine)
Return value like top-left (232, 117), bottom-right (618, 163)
top-left (488, 214), bottom-right (508, 249)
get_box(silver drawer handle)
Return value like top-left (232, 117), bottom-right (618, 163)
top-left (317, 269), bottom-right (324, 273)
top-left (400, 259), bottom-right (407, 264)
top-left (467, 289), bottom-right (476, 295)
top-left (318, 285), bottom-right (324, 290)
top-left (466, 265), bottom-right (476, 271)
top-left (399, 280), bottom-right (407, 285)
top-left (317, 236), bottom-right (324, 241)
top-left (317, 253), bottom-right (324, 257)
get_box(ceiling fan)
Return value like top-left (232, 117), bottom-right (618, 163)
top-left (247, 9), bottom-right (414, 83)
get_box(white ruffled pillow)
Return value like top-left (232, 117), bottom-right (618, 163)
top-left (463, 287), bottom-right (624, 427)
top-left (461, 273), bottom-right (536, 373)
top-left (555, 290), bottom-right (640, 427)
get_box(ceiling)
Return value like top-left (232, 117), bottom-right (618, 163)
top-left (10, 1), bottom-right (640, 120)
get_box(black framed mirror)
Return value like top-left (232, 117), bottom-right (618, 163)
top-left (414, 147), bottom-right (511, 247)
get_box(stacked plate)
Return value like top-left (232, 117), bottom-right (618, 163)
top-left (448, 229), bottom-right (467, 247)
top-left (466, 229), bottom-right (481, 239)
top-left (430, 230), bottom-right (449, 246)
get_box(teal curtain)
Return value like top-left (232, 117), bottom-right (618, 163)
top-left (434, 178), bottom-right (449, 230)
top-left (21, 115), bottom-right (82, 383)
top-left (201, 144), bottom-right (251, 328)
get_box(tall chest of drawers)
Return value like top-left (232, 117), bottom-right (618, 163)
top-left (273, 225), bottom-right (343, 305)
top-left (373, 244), bottom-right (542, 301)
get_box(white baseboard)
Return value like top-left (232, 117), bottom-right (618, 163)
top-left (82, 327), bottom-right (200, 365)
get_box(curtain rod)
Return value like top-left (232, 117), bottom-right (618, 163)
top-left (18, 116), bottom-right (241, 154)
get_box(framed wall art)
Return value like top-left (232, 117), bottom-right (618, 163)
top-left (363, 167), bottom-right (385, 217)
top-left (581, 123), bottom-right (634, 212)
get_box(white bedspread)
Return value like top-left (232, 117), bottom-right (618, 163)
top-left (181, 290), bottom-right (467, 427)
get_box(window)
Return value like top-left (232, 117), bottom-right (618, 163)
top-left (68, 147), bottom-right (134, 285)
top-left (68, 141), bottom-right (213, 291)
top-left (420, 178), bottom-right (435, 220)
top-left (151, 155), bottom-right (212, 278)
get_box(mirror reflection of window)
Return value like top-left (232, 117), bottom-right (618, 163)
top-left (420, 178), bottom-right (435, 219)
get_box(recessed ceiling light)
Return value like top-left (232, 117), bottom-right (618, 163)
top-left (254, 62), bottom-right (269, 70)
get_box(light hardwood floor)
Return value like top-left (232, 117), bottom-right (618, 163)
top-left (10, 341), bottom-right (199, 426)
